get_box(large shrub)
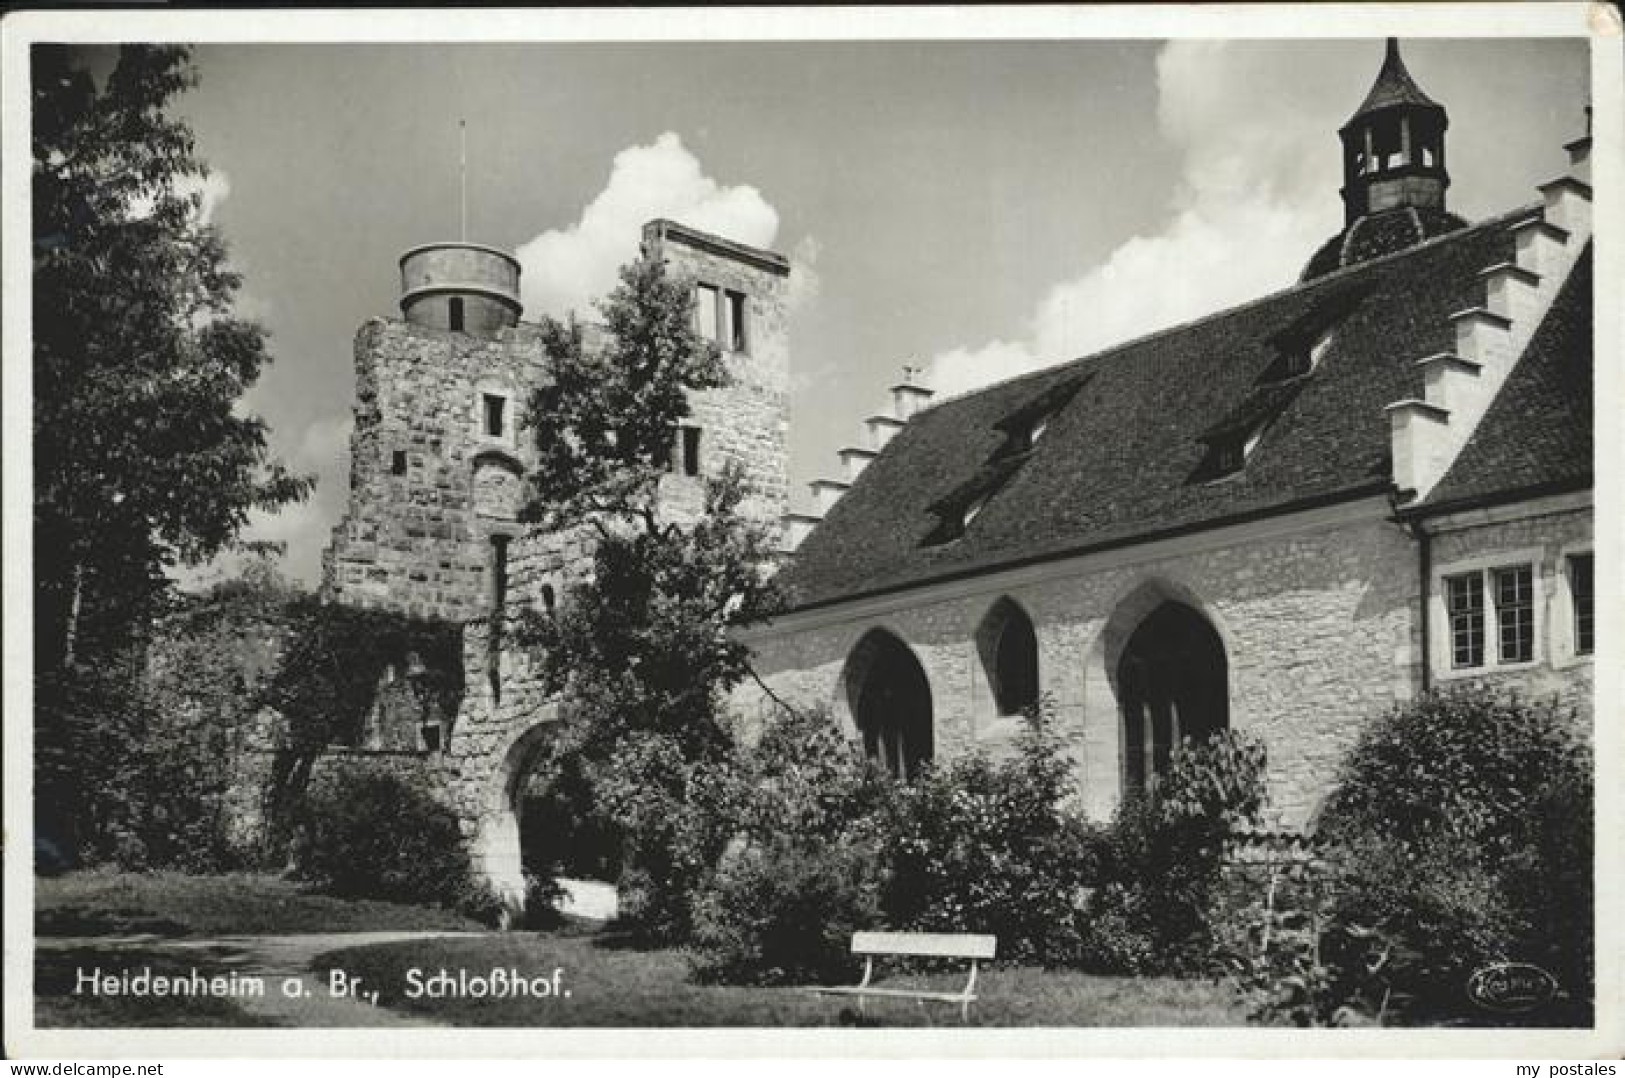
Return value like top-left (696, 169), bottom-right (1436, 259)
top-left (1077, 729), bottom-right (1269, 974)
top-left (1310, 688), bottom-right (1592, 1025)
top-left (291, 761), bottom-right (503, 922)
top-left (882, 701), bottom-right (1094, 965)
top-left (688, 706), bottom-right (893, 984)
top-left (589, 730), bottom-right (735, 944)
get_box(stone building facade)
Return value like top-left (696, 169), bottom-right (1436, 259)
top-left (317, 39), bottom-right (1593, 905)
top-left (741, 40), bottom-right (1595, 833)
top-left (319, 218), bottom-right (792, 901)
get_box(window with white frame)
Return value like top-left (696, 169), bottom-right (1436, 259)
top-left (1493, 565), bottom-right (1534, 663)
top-left (1445, 571), bottom-right (1485, 668)
top-left (1441, 560), bottom-right (1538, 670)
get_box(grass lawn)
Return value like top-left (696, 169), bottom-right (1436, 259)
top-left (35, 944), bottom-right (282, 1028)
top-left (36, 868), bottom-right (486, 937)
top-left (317, 933), bottom-right (1250, 1027)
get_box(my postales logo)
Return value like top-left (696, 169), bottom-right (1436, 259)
top-left (1467, 962), bottom-right (1558, 1013)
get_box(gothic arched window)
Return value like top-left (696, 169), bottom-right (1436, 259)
top-left (841, 630), bottom-right (934, 781)
top-left (976, 598), bottom-right (1039, 718)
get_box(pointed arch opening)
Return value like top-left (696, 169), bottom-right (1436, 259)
top-left (976, 597), bottom-right (1040, 719)
top-left (1115, 601), bottom-right (1228, 796)
top-left (841, 629), bottom-right (934, 781)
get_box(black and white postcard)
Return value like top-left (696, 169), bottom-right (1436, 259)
top-left (3, 3), bottom-right (1620, 1061)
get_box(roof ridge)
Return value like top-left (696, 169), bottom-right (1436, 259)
top-left (923, 202), bottom-right (1535, 412)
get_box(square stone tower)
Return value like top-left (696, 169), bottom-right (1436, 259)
top-left (640, 218), bottom-right (793, 528)
top-left (322, 221), bottom-right (794, 630)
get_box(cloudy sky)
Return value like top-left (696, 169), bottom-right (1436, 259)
top-left (146, 29), bottom-right (1586, 584)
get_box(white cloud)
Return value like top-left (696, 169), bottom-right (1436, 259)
top-left (918, 339), bottom-right (1044, 402)
top-left (787, 235), bottom-right (823, 314)
top-left (516, 132), bottom-right (781, 320)
top-left (130, 169), bottom-right (232, 226)
top-left (187, 171), bottom-right (232, 226)
top-left (926, 41), bottom-right (1344, 399)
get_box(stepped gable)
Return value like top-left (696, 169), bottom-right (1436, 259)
top-left (1419, 242), bottom-right (1593, 510)
top-left (781, 208), bottom-right (1529, 610)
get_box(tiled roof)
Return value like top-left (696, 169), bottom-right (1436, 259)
top-left (1302, 206), bottom-right (1470, 281)
top-left (782, 205), bottom-right (1560, 610)
top-left (1344, 38), bottom-right (1445, 126)
top-left (1419, 243), bottom-right (1593, 510)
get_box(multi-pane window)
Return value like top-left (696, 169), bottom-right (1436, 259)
top-left (1444, 562), bottom-right (1537, 670)
top-left (1445, 571), bottom-right (1485, 669)
top-left (1569, 553), bottom-right (1594, 656)
top-left (1494, 565), bottom-right (1534, 663)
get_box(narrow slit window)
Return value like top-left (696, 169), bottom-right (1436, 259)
top-left (487, 534), bottom-right (509, 702)
top-left (483, 393), bottom-right (505, 438)
top-left (681, 425), bottom-right (703, 477)
top-left (726, 290), bottom-right (748, 353)
top-left (449, 297), bottom-right (465, 332)
top-left (1570, 553), bottom-right (1594, 656)
top-left (391, 450), bottom-right (408, 476)
top-left (1494, 565), bottom-right (1534, 664)
top-left (1446, 572), bottom-right (1485, 669)
top-left (489, 535), bottom-right (509, 615)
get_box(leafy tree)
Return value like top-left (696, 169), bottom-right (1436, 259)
top-left (516, 255), bottom-right (784, 940)
top-left (32, 45), bottom-right (311, 860)
top-left (113, 561), bottom-right (302, 870)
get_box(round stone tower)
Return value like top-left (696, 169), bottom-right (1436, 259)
top-left (398, 242), bottom-right (522, 336)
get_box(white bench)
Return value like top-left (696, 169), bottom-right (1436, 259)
top-left (808, 931), bottom-right (998, 1022)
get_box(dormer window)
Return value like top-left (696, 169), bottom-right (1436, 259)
top-left (1025, 414), bottom-right (1050, 450)
top-left (1199, 422), bottom-right (1266, 482)
top-left (921, 373), bottom-right (1089, 549)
